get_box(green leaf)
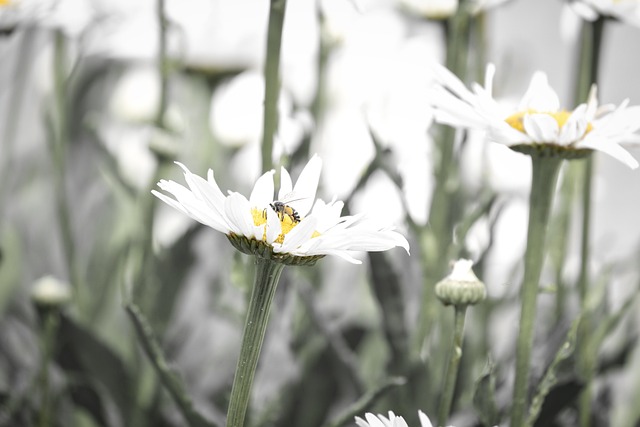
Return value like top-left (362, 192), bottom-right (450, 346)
top-left (125, 303), bottom-right (218, 427)
top-left (56, 314), bottom-right (134, 425)
top-left (472, 358), bottom-right (499, 427)
top-left (526, 317), bottom-right (581, 427)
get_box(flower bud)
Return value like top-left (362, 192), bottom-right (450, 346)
top-left (31, 275), bottom-right (71, 309)
top-left (435, 259), bottom-right (486, 306)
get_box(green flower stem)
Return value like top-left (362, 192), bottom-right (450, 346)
top-left (48, 30), bottom-right (84, 313)
top-left (415, 0), bottom-right (472, 356)
top-left (575, 17), bottom-right (605, 427)
top-left (261, 0), bottom-right (287, 174)
top-left (155, 0), bottom-right (169, 128)
top-left (510, 156), bottom-right (563, 427)
top-left (38, 311), bottom-right (60, 427)
top-left (226, 258), bottom-right (285, 427)
top-left (438, 304), bottom-right (468, 426)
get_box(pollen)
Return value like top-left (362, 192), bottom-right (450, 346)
top-left (505, 110), bottom-right (593, 134)
top-left (251, 208), bottom-right (319, 244)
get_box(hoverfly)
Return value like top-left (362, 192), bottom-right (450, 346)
top-left (262, 192), bottom-right (306, 223)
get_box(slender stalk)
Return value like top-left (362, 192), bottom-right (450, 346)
top-left (438, 305), bottom-right (468, 426)
top-left (226, 258), bottom-right (285, 427)
top-left (47, 30), bottom-right (84, 312)
top-left (510, 156), bottom-right (562, 427)
top-left (38, 311), bottom-right (59, 427)
top-left (414, 0), bottom-right (472, 355)
top-left (574, 17), bottom-right (605, 427)
top-left (155, 0), bottom-right (169, 128)
top-left (261, 0), bottom-right (287, 174)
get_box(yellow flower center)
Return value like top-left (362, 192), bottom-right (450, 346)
top-left (0, 0), bottom-right (12, 6)
top-left (251, 208), bottom-right (320, 244)
top-left (505, 110), bottom-right (593, 134)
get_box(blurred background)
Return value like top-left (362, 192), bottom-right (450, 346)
top-left (1, 0), bottom-right (640, 426)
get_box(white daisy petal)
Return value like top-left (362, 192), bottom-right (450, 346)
top-left (278, 166), bottom-right (293, 201)
top-left (559, 105), bottom-right (588, 145)
top-left (518, 72), bottom-right (560, 112)
top-left (291, 154), bottom-right (322, 216)
top-left (225, 192), bottom-right (256, 238)
top-left (250, 170), bottom-right (275, 208)
top-left (364, 413), bottom-right (388, 427)
top-left (154, 181), bottom-right (230, 233)
top-left (265, 206), bottom-right (282, 244)
top-left (523, 114), bottom-right (560, 143)
top-left (578, 138), bottom-right (639, 169)
top-left (278, 216), bottom-right (318, 253)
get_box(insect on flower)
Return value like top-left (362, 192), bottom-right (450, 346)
top-left (262, 193), bottom-right (305, 223)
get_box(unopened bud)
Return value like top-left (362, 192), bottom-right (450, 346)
top-left (31, 276), bottom-right (71, 308)
top-left (435, 259), bottom-right (486, 306)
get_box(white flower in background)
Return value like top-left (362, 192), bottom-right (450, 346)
top-left (152, 155), bottom-right (410, 265)
top-left (0, 0), bottom-right (53, 32)
top-left (430, 63), bottom-right (640, 168)
top-left (355, 411), bottom-right (436, 427)
top-left (568, 0), bottom-right (640, 27)
top-left (397, 0), bottom-right (513, 19)
top-left (399, 0), bottom-right (458, 19)
top-left (209, 70), bottom-right (311, 153)
top-left (31, 275), bottom-right (72, 307)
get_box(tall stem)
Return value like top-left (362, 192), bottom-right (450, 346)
top-left (575, 17), bottom-right (605, 427)
top-left (261, 0), bottom-right (287, 174)
top-left (438, 305), bottom-right (468, 426)
top-left (48, 31), bottom-right (83, 311)
top-left (510, 156), bottom-right (562, 427)
top-left (415, 0), bottom-right (472, 355)
top-left (226, 258), bottom-right (285, 427)
top-left (38, 311), bottom-right (59, 427)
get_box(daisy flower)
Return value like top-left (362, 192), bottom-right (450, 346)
top-left (567, 0), bottom-right (640, 27)
top-left (152, 155), bottom-right (410, 265)
top-left (355, 411), bottom-right (436, 427)
top-left (429, 63), bottom-right (640, 168)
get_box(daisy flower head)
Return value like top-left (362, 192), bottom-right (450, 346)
top-left (567, 0), bottom-right (640, 27)
top-left (429, 63), bottom-right (640, 168)
top-left (152, 155), bottom-right (410, 266)
top-left (355, 411), bottom-right (435, 427)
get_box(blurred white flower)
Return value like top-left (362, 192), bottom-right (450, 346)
top-left (399, 0), bottom-right (458, 19)
top-left (0, 0), bottom-right (54, 32)
top-left (355, 411), bottom-right (436, 427)
top-left (397, 0), bottom-right (513, 18)
top-left (209, 70), bottom-right (310, 153)
top-left (430, 63), bottom-right (640, 168)
top-left (110, 65), bottom-right (183, 130)
top-left (152, 155), bottom-right (409, 264)
top-left (568, 0), bottom-right (640, 27)
top-left (31, 275), bottom-right (72, 307)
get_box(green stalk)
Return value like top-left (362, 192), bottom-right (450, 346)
top-left (575, 17), bottom-right (605, 427)
top-left (438, 304), bottom-right (468, 426)
top-left (47, 30), bottom-right (84, 312)
top-left (510, 156), bottom-right (562, 427)
top-left (414, 0), bottom-right (472, 356)
top-left (260, 0), bottom-right (287, 174)
top-left (38, 311), bottom-right (60, 427)
top-left (155, 0), bottom-right (169, 128)
top-left (226, 258), bottom-right (285, 427)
